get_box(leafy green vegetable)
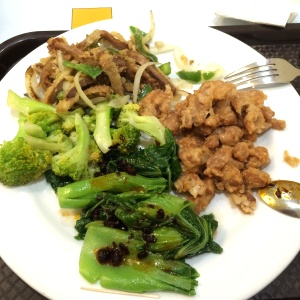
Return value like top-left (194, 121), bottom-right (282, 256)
top-left (78, 191), bottom-right (223, 295)
top-left (75, 191), bottom-right (222, 256)
top-left (63, 60), bottom-right (102, 79)
top-left (80, 223), bottom-right (199, 295)
top-left (57, 172), bottom-right (167, 209)
top-left (44, 169), bottom-right (74, 192)
top-left (106, 128), bottom-right (181, 190)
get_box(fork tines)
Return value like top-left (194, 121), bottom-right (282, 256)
top-left (224, 59), bottom-right (279, 87)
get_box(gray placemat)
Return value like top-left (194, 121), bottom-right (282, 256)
top-left (252, 43), bottom-right (300, 95)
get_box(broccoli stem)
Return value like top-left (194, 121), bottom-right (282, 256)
top-left (57, 172), bottom-right (167, 208)
top-left (7, 90), bottom-right (56, 115)
top-left (93, 101), bottom-right (112, 154)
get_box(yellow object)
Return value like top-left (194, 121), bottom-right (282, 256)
top-left (72, 7), bottom-right (112, 29)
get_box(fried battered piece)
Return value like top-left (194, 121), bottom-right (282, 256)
top-left (174, 80), bottom-right (236, 129)
top-left (174, 173), bottom-right (215, 213)
top-left (166, 81), bottom-right (286, 214)
top-left (242, 167), bottom-right (271, 189)
top-left (230, 192), bottom-right (256, 214)
top-left (177, 134), bottom-right (211, 173)
top-left (139, 85), bottom-right (173, 119)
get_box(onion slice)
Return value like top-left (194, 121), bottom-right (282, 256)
top-left (142, 10), bottom-right (155, 45)
top-left (132, 62), bottom-right (156, 103)
top-left (74, 71), bottom-right (98, 109)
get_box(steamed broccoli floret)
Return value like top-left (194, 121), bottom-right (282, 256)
top-left (116, 103), bottom-right (166, 145)
top-left (82, 109), bottom-right (96, 133)
top-left (88, 138), bottom-right (102, 163)
top-left (0, 137), bottom-right (52, 186)
top-left (0, 113), bottom-right (54, 186)
top-left (87, 138), bottom-right (102, 178)
top-left (26, 111), bottom-right (62, 133)
top-left (58, 108), bottom-right (85, 134)
top-left (45, 138), bottom-right (103, 191)
top-left (51, 114), bottom-right (92, 181)
top-left (111, 124), bottom-right (141, 154)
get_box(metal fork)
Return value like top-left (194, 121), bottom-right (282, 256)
top-left (224, 58), bottom-right (300, 89)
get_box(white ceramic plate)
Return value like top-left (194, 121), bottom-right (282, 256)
top-left (0, 12), bottom-right (300, 300)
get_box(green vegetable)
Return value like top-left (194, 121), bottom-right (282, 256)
top-left (57, 172), bottom-right (167, 209)
top-left (58, 108), bottom-right (85, 134)
top-left (51, 114), bottom-right (91, 181)
top-left (117, 102), bottom-right (166, 145)
top-left (79, 223), bottom-right (199, 295)
top-left (202, 71), bottom-right (215, 81)
top-left (0, 136), bottom-right (52, 186)
top-left (26, 111), bottom-right (62, 133)
top-left (76, 191), bottom-right (222, 258)
top-left (0, 91), bottom-right (68, 186)
top-left (177, 70), bottom-right (217, 83)
top-left (177, 70), bottom-right (202, 83)
top-left (63, 60), bottom-right (102, 79)
top-left (137, 84), bottom-right (153, 100)
top-left (82, 110), bottom-right (96, 133)
top-left (7, 90), bottom-right (74, 154)
top-left (93, 95), bottom-right (130, 154)
top-left (110, 123), bottom-right (141, 154)
top-left (44, 169), bottom-right (74, 192)
top-left (78, 192), bottom-right (222, 295)
top-left (93, 101), bottom-right (112, 154)
top-left (159, 62), bottom-right (171, 75)
top-left (130, 26), bottom-right (158, 62)
top-left (25, 129), bottom-right (73, 154)
top-left (107, 128), bottom-right (181, 190)
top-left (7, 90), bottom-right (56, 115)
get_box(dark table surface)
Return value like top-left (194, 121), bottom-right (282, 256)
top-left (0, 25), bottom-right (299, 300)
